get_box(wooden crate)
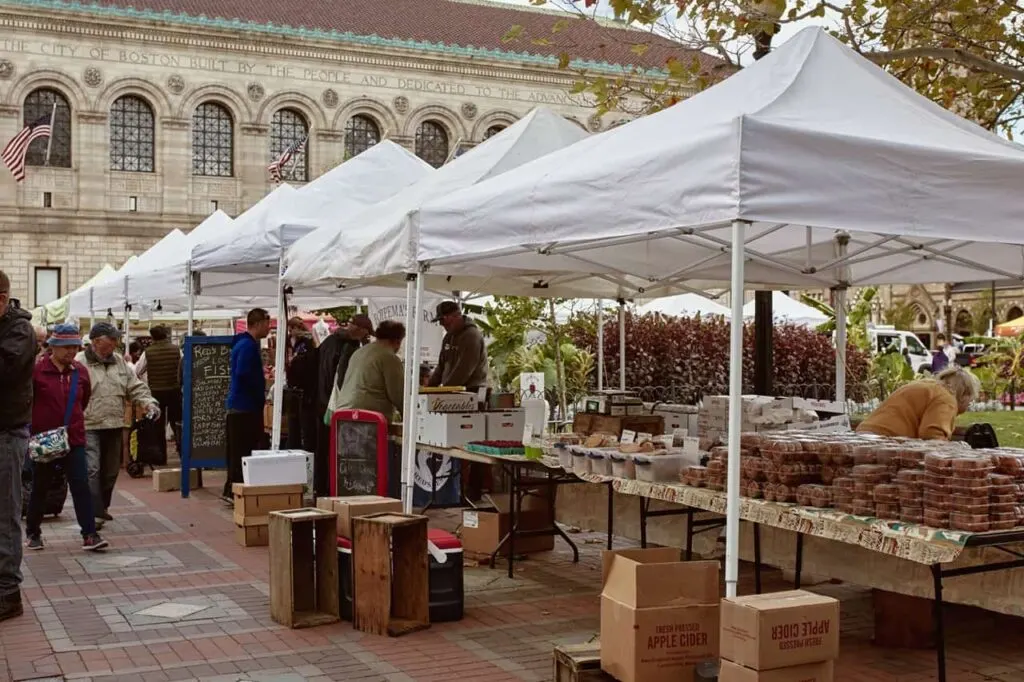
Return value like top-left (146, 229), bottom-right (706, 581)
top-left (233, 483), bottom-right (303, 526)
top-left (269, 508), bottom-right (340, 628)
top-left (571, 414), bottom-right (664, 437)
top-left (352, 512), bottom-right (430, 637)
top-left (235, 524), bottom-right (269, 547)
top-left (553, 642), bottom-right (614, 682)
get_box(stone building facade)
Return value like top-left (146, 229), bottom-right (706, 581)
top-left (0, 0), bottom-right (699, 308)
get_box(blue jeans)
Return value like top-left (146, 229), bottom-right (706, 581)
top-left (0, 430), bottom-right (27, 596)
top-left (26, 445), bottom-right (95, 539)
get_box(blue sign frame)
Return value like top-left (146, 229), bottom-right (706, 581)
top-left (181, 334), bottom-right (233, 497)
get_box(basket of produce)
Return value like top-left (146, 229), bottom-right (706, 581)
top-left (465, 440), bottom-right (525, 456)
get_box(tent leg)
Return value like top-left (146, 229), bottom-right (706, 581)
top-left (186, 266), bottom-right (195, 336)
top-left (834, 234), bottom-right (849, 406)
top-left (400, 276), bottom-right (417, 512)
top-left (270, 281), bottom-right (287, 450)
top-left (402, 273), bottom-right (425, 513)
top-left (618, 301), bottom-right (626, 391)
top-left (597, 300), bottom-right (604, 391)
top-left (725, 219), bottom-right (748, 599)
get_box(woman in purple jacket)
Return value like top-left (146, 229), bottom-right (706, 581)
top-left (26, 324), bottom-right (108, 551)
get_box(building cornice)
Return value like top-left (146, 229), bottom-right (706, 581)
top-left (0, 0), bottom-right (673, 88)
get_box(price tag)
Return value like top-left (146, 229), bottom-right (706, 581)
top-left (620, 429), bottom-right (636, 444)
top-left (464, 511), bottom-right (479, 529)
top-left (523, 422), bottom-right (535, 445)
top-left (657, 434), bottom-right (675, 449)
top-left (637, 432), bottom-right (653, 443)
top-left (682, 437), bottom-right (700, 454)
top-left (673, 428), bottom-right (689, 440)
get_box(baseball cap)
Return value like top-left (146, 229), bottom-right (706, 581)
top-left (348, 314), bottom-right (374, 335)
top-left (89, 322), bottom-right (122, 340)
top-left (49, 323), bottom-right (83, 347)
top-left (431, 301), bottom-right (461, 322)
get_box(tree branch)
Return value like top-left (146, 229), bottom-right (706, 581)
top-left (864, 46), bottom-right (1024, 84)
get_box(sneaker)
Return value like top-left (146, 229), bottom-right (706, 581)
top-left (82, 534), bottom-right (109, 551)
top-left (0, 591), bottom-right (23, 622)
top-left (26, 535), bottom-right (43, 551)
top-left (94, 518), bottom-right (105, 530)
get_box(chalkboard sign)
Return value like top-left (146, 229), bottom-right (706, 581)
top-left (181, 335), bottom-right (233, 498)
top-left (330, 409), bottom-right (388, 497)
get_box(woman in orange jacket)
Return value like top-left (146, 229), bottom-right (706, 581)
top-left (857, 367), bottom-right (981, 440)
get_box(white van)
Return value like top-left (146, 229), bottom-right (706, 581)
top-left (868, 326), bottom-right (932, 373)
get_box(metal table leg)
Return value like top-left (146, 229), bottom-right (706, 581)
top-left (753, 523), bottom-right (762, 595)
top-left (931, 564), bottom-right (946, 682)
top-left (606, 482), bottom-right (614, 550)
top-left (639, 497), bottom-right (649, 548)
top-left (794, 532), bottom-right (804, 589)
top-left (684, 509), bottom-right (695, 561)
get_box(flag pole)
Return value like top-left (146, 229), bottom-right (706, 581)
top-left (43, 101), bottom-right (56, 166)
top-left (288, 129), bottom-right (310, 175)
top-left (444, 137), bottom-right (464, 164)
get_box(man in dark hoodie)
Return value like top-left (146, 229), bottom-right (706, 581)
top-left (313, 314), bottom-right (372, 497)
top-left (224, 308), bottom-right (271, 499)
top-left (428, 301), bottom-right (488, 390)
top-left (0, 271), bottom-right (37, 622)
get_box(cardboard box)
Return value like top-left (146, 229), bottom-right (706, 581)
top-left (418, 392), bottom-right (478, 413)
top-left (461, 492), bottom-right (554, 556)
top-left (232, 483), bottom-right (303, 526)
top-left (600, 549), bottom-right (720, 682)
top-left (721, 590), bottom-right (840, 670)
top-left (485, 411), bottom-right (526, 441)
top-left (242, 452), bottom-right (310, 487)
top-left (316, 495), bottom-right (402, 539)
top-left (153, 467), bottom-right (198, 493)
top-left (719, 660), bottom-right (834, 682)
top-left (235, 524), bottom-right (269, 547)
top-left (572, 413), bottom-right (665, 437)
top-left (417, 411), bottom-right (486, 447)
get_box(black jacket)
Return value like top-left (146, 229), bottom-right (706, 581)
top-left (0, 305), bottom-right (36, 431)
top-left (316, 332), bottom-right (362, 412)
top-left (287, 336), bottom-right (319, 405)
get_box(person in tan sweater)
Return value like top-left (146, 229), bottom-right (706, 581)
top-left (857, 367), bottom-right (981, 440)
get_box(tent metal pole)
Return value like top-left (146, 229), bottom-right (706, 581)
top-left (402, 272), bottom-right (425, 513)
top-left (270, 275), bottom-right (287, 450)
top-left (834, 234), bottom-right (850, 406)
top-left (186, 265), bottom-right (195, 336)
top-left (618, 301), bottom-right (626, 391)
top-left (725, 219), bottom-right (748, 599)
top-left (400, 276), bottom-right (417, 512)
top-left (597, 300), bottom-right (604, 391)
top-left (122, 277), bottom-right (131, 348)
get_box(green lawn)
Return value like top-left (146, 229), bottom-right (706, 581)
top-left (958, 411), bottom-right (1024, 448)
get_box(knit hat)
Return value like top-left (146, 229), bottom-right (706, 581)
top-left (89, 322), bottom-right (122, 340)
top-left (48, 323), bottom-right (83, 347)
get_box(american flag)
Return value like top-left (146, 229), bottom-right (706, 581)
top-left (267, 134), bottom-right (307, 183)
top-left (2, 113), bottom-right (53, 182)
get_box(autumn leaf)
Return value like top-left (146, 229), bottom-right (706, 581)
top-left (502, 25), bottom-right (524, 43)
top-left (558, 52), bottom-right (572, 69)
top-left (631, 43), bottom-right (650, 56)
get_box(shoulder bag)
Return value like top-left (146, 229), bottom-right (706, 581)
top-left (28, 366), bottom-right (80, 464)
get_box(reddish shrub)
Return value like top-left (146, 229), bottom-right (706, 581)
top-left (568, 312), bottom-right (869, 401)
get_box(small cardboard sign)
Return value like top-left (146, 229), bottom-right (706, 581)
top-left (637, 432), bottom-right (653, 443)
top-left (620, 430), bottom-right (637, 444)
top-left (673, 428), bottom-right (689, 440)
top-left (682, 437), bottom-right (700, 454)
top-left (523, 422), bottom-right (535, 445)
top-left (658, 434), bottom-right (675, 449)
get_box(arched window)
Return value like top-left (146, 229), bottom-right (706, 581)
top-left (23, 88), bottom-right (72, 168)
top-left (955, 310), bottom-right (973, 335)
top-left (484, 125), bottom-right (506, 140)
top-left (1006, 306), bottom-right (1023, 322)
top-left (109, 95), bottom-right (155, 172)
top-left (344, 114), bottom-right (380, 159)
top-left (191, 101), bottom-right (233, 177)
top-left (269, 108), bottom-right (309, 182)
top-left (415, 120), bottom-right (448, 168)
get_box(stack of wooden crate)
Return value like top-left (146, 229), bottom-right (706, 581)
top-left (233, 483), bottom-right (303, 547)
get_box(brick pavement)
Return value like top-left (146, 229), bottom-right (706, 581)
top-left (1, 471), bottom-right (1023, 682)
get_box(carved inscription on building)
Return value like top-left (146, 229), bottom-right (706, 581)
top-left (0, 38), bottom-right (576, 105)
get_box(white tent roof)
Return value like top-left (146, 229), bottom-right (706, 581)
top-left (283, 107), bottom-right (591, 294)
top-left (68, 255), bottom-right (138, 315)
top-left (408, 28), bottom-right (1024, 295)
top-left (88, 230), bottom-right (191, 311)
top-left (193, 141), bottom-right (432, 286)
top-left (741, 291), bottom-right (826, 328)
top-left (639, 292), bottom-right (731, 318)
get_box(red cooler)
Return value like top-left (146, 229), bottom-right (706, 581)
top-left (337, 528), bottom-right (464, 623)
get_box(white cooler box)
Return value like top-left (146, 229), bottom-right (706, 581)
top-left (245, 450), bottom-right (312, 489)
top-left (418, 412), bottom-right (486, 447)
top-left (485, 411), bottom-right (526, 441)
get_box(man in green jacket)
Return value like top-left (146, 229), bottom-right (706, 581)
top-left (332, 321), bottom-right (405, 423)
top-left (428, 301), bottom-right (488, 391)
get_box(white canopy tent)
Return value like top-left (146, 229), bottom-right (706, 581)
top-left (68, 255), bottom-right (138, 321)
top-left (34, 264), bottom-right (115, 326)
top-left (741, 291), bottom-right (826, 328)
top-left (638, 292), bottom-right (731, 319)
top-left (385, 27), bottom-right (1024, 598)
top-left (283, 106), bottom-right (592, 510)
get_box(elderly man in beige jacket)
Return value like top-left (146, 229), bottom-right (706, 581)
top-left (76, 322), bottom-right (159, 528)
